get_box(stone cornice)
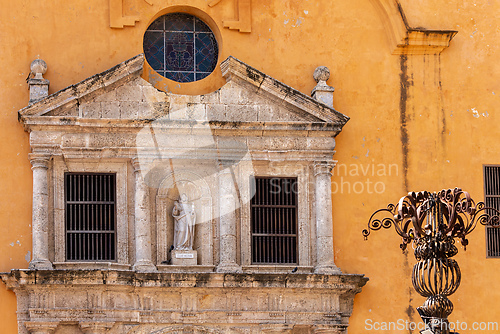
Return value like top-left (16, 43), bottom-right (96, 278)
top-left (24, 119), bottom-right (339, 161)
top-left (394, 1), bottom-right (457, 55)
top-left (1, 269), bottom-right (368, 292)
top-left (370, 0), bottom-right (457, 55)
top-left (44, 150), bottom-right (335, 164)
top-left (220, 56), bottom-right (350, 124)
top-left (394, 28), bottom-right (457, 56)
top-left (22, 118), bottom-right (344, 136)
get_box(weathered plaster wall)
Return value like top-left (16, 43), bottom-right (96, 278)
top-left (335, 1), bottom-right (500, 333)
top-left (0, 0), bottom-right (499, 333)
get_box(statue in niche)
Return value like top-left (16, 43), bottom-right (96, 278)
top-left (172, 193), bottom-right (196, 250)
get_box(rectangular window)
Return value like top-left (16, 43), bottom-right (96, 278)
top-left (65, 173), bottom-right (116, 261)
top-left (484, 166), bottom-right (500, 257)
top-left (251, 177), bottom-right (298, 264)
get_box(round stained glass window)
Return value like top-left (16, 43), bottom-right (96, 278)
top-left (143, 13), bottom-right (219, 83)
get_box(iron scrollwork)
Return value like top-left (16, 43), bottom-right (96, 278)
top-left (363, 188), bottom-right (500, 334)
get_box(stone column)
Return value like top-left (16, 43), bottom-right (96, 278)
top-left (216, 161), bottom-right (242, 273)
top-left (29, 153), bottom-right (53, 270)
top-left (132, 158), bottom-right (157, 272)
top-left (313, 161), bottom-right (341, 274)
top-left (24, 322), bottom-right (58, 334)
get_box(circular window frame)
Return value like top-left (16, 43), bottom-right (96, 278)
top-left (143, 8), bottom-right (222, 85)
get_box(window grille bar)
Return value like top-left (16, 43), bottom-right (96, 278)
top-left (65, 173), bottom-right (116, 261)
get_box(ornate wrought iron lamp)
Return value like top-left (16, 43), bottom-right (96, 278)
top-left (363, 188), bottom-right (500, 334)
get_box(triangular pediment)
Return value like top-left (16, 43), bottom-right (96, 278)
top-left (18, 54), bottom-right (349, 131)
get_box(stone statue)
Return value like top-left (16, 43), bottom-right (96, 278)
top-left (172, 193), bottom-right (196, 250)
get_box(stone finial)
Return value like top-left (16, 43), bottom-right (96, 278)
top-left (311, 66), bottom-right (335, 108)
top-left (28, 59), bottom-right (50, 105)
top-left (313, 66), bottom-right (330, 83)
top-left (30, 59), bottom-right (48, 79)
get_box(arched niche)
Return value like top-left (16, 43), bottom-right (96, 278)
top-left (155, 170), bottom-right (214, 266)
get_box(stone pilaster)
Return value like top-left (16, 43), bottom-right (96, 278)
top-left (24, 322), bottom-right (58, 334)
top-left (313, 161), bottom-right (341, 274)
top-left (29, 153), bottom-right (53, 270)
top-left (132, 158), bottom-right (157, 272)
top-left (216, 161), bottom-right (242, 273)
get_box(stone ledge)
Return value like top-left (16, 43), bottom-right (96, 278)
top-left (370, 0), bottom-right (457, 55)
top-left (22, 117), bottom-right (344, 132)
top-left (394, 29), bottom-right (458, 55)
top-left (157, 265), bottom-right (216, 273)
top-left (1, 269), bottom-right (367, 291)
top-left (53, 262), bottom-right (131, 270)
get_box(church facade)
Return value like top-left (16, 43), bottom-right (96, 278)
top-left (1, 1), bottom-right (499, 333)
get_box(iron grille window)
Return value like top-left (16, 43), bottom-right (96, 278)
top-left (484, 166), bottom-right (500, 257)
top-left (251, 177), bottom-right (298, 264)
top-left (143, 13), bottom-right (219, 83)
top-left (65, 173), bottom-right (116, 261)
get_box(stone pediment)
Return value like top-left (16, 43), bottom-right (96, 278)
top-left (18, 54), bottom-right (349, 132)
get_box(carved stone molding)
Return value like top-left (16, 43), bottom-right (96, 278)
top-left (312, 324), bottom-right (348, 334)
top-left (260, 324), bottom-right (293, 333)
top-left (24, 321), bottom-right (58, 334)
top-left (29, 153), bottom-right (51, 170)
top-left (313, 161), bottom-right (337, 177)
top-left (2, 270), bottom-right (368, 333)
top-left (79, 321), bottom-right (115, 334)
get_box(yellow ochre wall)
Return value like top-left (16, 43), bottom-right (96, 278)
top-left (0, 0), bottom-right (499, 333)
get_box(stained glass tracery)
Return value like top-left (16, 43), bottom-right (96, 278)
top-left (144, 13), bottom-right (218, 83)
